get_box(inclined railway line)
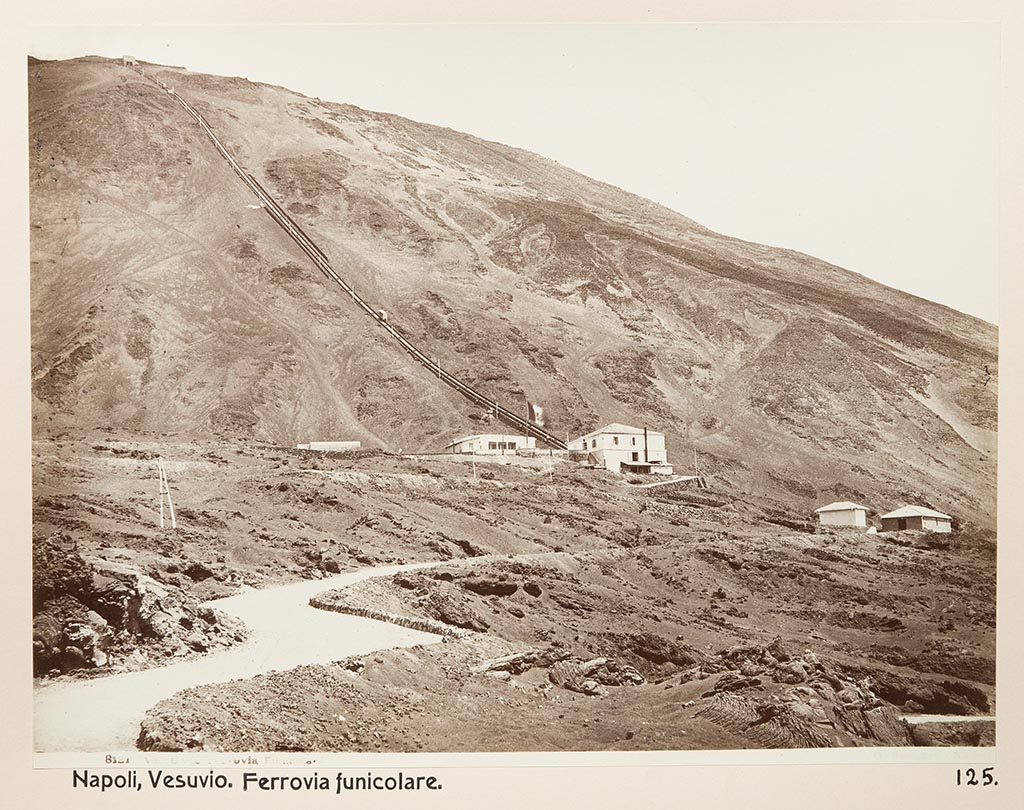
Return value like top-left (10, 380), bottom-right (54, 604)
top-left (137, 66), bottom-right (567, 449)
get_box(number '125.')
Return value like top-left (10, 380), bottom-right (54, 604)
top-left (957, 767), bottom-right (997, 786)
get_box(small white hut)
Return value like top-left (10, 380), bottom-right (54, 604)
top-left (814, 501), bottom-right (869, 528)
top-left (879, 505), bottom-right (952, 533)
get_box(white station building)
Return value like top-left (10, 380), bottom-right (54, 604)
top-left (445, 433), bottom-right (536, 455)
top-left (568, 423), bottom-right (673, 475)
top-left (295, 441), bottom-right (362, 452)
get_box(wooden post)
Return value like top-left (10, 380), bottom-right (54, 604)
top-left (166, 465), bottom-right (177, 529)
top-left (158, 461), bottom-right (165, 529)
top-left (157, 458), bottom-right (177, 530)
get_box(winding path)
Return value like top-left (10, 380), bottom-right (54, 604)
top-left (34, 558), bottom-right (481, 753)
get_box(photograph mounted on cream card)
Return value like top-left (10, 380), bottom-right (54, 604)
top-left (27, 21), bottom-right (997, 759)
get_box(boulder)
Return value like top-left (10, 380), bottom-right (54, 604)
top-left (422, 594), bottom-right (489, 632)
top-left (59, 645), bottom-right (87, 670)
top-left (321, 557), bottom-right (341, 574)
top-left (90, 573), bottom-right (141, 631)
top-left (548, 656), bottom-right (642, 694)
top-left (774, 660), bottom-right (809, 684)
top-left (739, 660), bottom-right (763, 677)
top-left (550, 658), bottom-right (610, 695)
top-left (461, 578), bottom-right (518, 597)
top-left (706, 672), bottom-right (762, 694)
top-left (32, 533), bottom-right (93, 608)
top-left (32, 613), bottom-right (62, 650)
top-left (394, 574), bottom-right (423, 590)
top-left (609, 632), bottom-right (702, 668)
top-left (183, 561), bottom-right (215, 581)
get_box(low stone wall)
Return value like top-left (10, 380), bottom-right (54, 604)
top-left (308, 593), bottom-right (471, 639)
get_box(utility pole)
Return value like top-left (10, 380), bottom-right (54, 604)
top-left (157, 457), bottom-right (177, 530)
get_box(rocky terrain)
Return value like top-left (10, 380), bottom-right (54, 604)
top-left (29, 56), bottom-right (996, 527)
top-left (134, 515), bottom-right (995, 751)
top-left (32, 528), bottom-right (245, 677)
top-left (28, 55), bottom-right (997, 750)
top-left (136, 636), bottom-right (923, 753)
top-left (32, 435), bottom-right (994, 749)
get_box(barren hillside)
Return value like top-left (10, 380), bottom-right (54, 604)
top-left (28, 56), bottom-right (997, 527)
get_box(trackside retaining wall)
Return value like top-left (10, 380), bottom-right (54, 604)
top-left (308, 593), bottom-right (471, 639)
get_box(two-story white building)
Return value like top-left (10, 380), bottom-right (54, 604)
top-left (444, 433), bottom-right (536, 455)
top-left (568, 423), bottom-right (673, 475)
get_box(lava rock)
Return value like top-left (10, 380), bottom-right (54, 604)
top-left (461, 578), bottom-right (518, 597)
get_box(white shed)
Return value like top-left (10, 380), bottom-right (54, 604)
top-left (814, 501), bottom-right (869, 528)
top-left (880, 505), bottom-right (952, 533)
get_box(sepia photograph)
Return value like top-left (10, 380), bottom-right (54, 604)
top-left (23, 17), bottom-right (1003, 767)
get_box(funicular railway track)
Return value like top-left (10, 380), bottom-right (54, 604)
top-left (135, 65), bottom-right (567, 449)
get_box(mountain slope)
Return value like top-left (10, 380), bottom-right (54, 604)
top-left (28, 56), bottom-right (997, 527)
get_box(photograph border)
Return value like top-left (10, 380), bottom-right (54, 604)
top-left (4, 1), bottom-right (1022, 807)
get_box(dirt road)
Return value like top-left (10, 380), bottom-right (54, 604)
top-left (33, 560), bottom-right (457, 752)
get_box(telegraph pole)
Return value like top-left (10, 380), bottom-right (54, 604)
top-left (157, 457), bottom-right (177, 530)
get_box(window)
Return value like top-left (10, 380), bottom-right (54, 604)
top-left (613, 436), bottom-right (619, 445)
top-left (632, 437), bottom-right (636, 446)
top-left (591, 439), bottom-right (597, 449)
top-left (488, 442), bottom-right (497, 450)
top-left (508, 441), bottom-right (517, 449)
top-left (632, 452), bottom-right (639, 461)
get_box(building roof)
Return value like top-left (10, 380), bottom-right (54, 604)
top-left (814, 501), bottom-right (869, 513)
top-left (575, 423), bottom-right (664, 441)
top-left (879, 505), bottom-right (952, 520)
